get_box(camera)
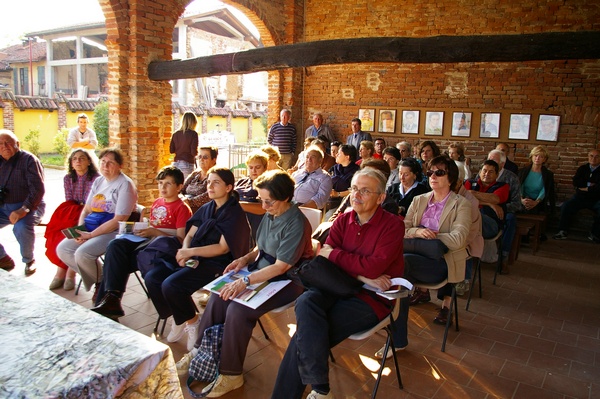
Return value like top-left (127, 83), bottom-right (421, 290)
top-left (0, 186), bottom-right (8, 206)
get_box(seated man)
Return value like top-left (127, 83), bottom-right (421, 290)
top-left (0, 130), bottom-right (45, 276)
top-left (465, 160), bottom-right (509, 239)
top-left (91, 166), bottom-right (192, 317)
top-left (554, 149), bottom-right (600, 242)
top-left (272, 168), bottom-right (405, 399)
top-left (292, 146), bottom-right (333, 209)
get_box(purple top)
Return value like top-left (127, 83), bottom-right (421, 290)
top-left (420, 191), bottom-right (451, 232)
top-left (64, 171), bottom-right (99, 204)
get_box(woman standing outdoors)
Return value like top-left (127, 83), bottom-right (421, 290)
top-left (57, 148), bottom-right (137, 294)
top-left (170, 112), bottom-right (199, 179)
top-left (46, 149), bottom-right (99, 291)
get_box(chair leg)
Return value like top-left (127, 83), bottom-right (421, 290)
top-left (134, 271), bottom-right (150, 299)
top-left (257, 318), bottom-right (270, 340)
top-left (441, 285), bottom-right (458, 352)
top-left (160, 318), bottom-right (167, 336)
top-left (477, 258), bottom-right (482, 298)
top-left (387, 328), bottom-right (403, 390)
top-left (75, 278), bottom-right (82, 295)
top-left (466, 258), bottom-right (482, 311)
top-left (329, 350), bottom-right (335, 363)
top-left (493, 230), bottom-right (504, 285)
top-left (154, 317), bottom-right (161, 335)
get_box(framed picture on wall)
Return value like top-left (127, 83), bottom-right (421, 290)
top-left (451, 112), bottom-right (472, 137)
top-left (358, 108), bottom-right (375, 132)
top-left (508, 114), bottom-right (531, 140)
top-left (402, 110), bottom-right (419, 134)
top-left (536, 114), bottom-right (560, 141)
top-left (479, 112), bottom-right (501, 138)
top-left (424, 111), bottom-right (444, 136)
top-left (378, 109), bottom-right (396, 133)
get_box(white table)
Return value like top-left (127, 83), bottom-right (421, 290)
top-left (0, 270), bottom-right (183, 398)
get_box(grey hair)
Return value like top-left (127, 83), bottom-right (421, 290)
top-left (396, 141), bottom-right (412, 152)
top-left (488, 149), bottom-right (506, 164)
top-left (351, 168), bottom-right (387, 194)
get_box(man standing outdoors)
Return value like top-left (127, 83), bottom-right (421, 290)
top-left (268, 109), bottom-right (297, 170)
top-left (67, 113), bottom-right (98, 150)
top-left (554, 149), bottom-right (600, 243)
top-left (305, 113), bottom-right (335, 145)
top-left (346, 118), bottom-right (373, 149)
top-left (0, 130), bottom-right (45, 275)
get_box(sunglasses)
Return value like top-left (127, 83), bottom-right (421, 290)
top-left (198, 155), bottom-right (211, 160)
top-left (426, 169), bottom-right (448, 177)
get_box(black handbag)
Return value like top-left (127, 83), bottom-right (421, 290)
top-left (403, 238), bottom-right (448, 259)
top-left (287, 255), bottom-right (362, 297)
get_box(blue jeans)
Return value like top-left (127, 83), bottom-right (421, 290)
top-left (501, 213), bottom-right (516, 259)
top-left (0, 202), bottom-right (45, 263)
top-left (481, 213), bottom-right (500, 239)
top-left (271, 289), bottom-right (379, 399)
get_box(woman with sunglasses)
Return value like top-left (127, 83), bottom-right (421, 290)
top-left (181, 146), bottom-right (218, 213)
top-left (175, 170), bottom-right (313, 397)
top-left (381, 156), bottom-right (470, 357)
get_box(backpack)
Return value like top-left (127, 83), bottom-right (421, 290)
top-left (186, 324), bottom-right (224, 398)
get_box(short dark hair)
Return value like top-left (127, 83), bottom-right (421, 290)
top-left (99, 147), bottom-right (124, 166)
top-left (360, 158), bottom-right (391, 180)
top-left (200, 146), bottom-right (218, 159)
top-left (351, 117), bottom-right (362, 126)
top-left (420, 140), bottom-right (441, 158)
top-left (429, 155), bottom-right (459, 188)
top-left (208, 167), bottom-right (238, 200)
top-left (382, 146), bottom-right (401, 161)
top-left (375, 137), bottom-right (386, 145)
top-left (339, 144), bottom-right (358, 162)
top-left (482, 159), bottom-right (499, 174)
top-left (67, 149), bottom-right (98, 182)
top-left (399, 158), bottom-right (423, 182)
top-left (156, 165), bottom-right (185, 185)
top-left (331, 141), bottom-right (342, 147)
top-left (77, 113), bottom-right (88, 122)
top-left (254, 170), bottom-right (295, 202)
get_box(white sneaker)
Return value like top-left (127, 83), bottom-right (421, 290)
top-left (374, 344), bottom-right (406, 360)
top-left (184, 317), bottom-right (201, 351)
top-left (203, 374), bottom-right (244, 397)
top-left (306, 390), bottom-right (333, 399)
top-left (166, 318), bottom-right (186, 343)
top-left (176, 348), bottom-right (197, 377)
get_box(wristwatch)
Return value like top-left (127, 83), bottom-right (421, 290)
top-left (21, 206), bottom-right (30, 213)
top-left (242, 276), bottom-right (251, 286)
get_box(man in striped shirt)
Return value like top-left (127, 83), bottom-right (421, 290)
top-left (268, 109), bottom-right (297, 170)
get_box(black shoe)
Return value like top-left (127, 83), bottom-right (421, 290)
top-left (433, 306), bottom-right (452, 325)
top-left (0, 255), bottom-right (15, 271)
top-left (24, 261), bottom-right (36, 276)
top-left (91, 292), bottom-right (125, 317)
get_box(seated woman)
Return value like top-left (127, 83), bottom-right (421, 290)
top-left (388, 158), bottom-right (430, 217)
top-left (90, 166), bottom-right (192, 318)
top-left (356, 140), bottom-right (374, 165)
top-left (46, 149), bottom-right (99, 291)
top-left (235, 151), bottom-right (269, 241)
top-left (382, 146), bottom-right (401, 189)
top-left (403, 156), bottom-right (471, 326)
top-left (260, 144), bottom-right (285, 171)
top-left (182, 146), bottom-right (218, 214)
top-left (518, 145), bottom-right (555, 215)
top-left (417, 140), bottom-right (441, 185)
top-left (57, 148), bottom-right (137, 294)
top-left (175, 170), bottom-right (313, 397)
top-left (448, 142), bottom-right (471, 182)
top-left (327, 144), bottom-right (359, 211)
top-left (271, 169), bottom-right (405, 399)
top-left (143, 168), bottom-right (250, 351)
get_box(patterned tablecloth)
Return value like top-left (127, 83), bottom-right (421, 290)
top-left (0, 270), bottom-right (183, 399)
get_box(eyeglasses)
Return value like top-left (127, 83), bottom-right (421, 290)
top-left (257, 198), bottom-right (277, 207)
top-left (350, 186), bottom-right (380, 196)
top-left (426, 169), bottom-right (448, 177)
top-left (198, 155), bottom-right (211, 160)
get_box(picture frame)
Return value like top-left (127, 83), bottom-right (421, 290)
top-left (358, 108), bottom-right (375, 132)
top-left (508, 114), bottom-right (531, 140)
top-left (479, 112), bottom-right (501, 138)
top-left (451, 112), bottom-right (472, 137)
top-left (401, 110), bottom-right (419, 134)
top-left (378, 109), bottom-right (396, 133)
top-left (424, 111), bottom-right (444, 136)
top-left (536, 114), bottom-right (560, 141)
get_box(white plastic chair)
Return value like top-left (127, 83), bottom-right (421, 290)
top-left (299, 206), bottom-right (322, 233)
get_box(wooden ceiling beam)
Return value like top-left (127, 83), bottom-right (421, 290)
top-left (148, 31), bottom-right (600, 80)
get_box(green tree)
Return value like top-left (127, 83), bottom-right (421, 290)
top-left (53, 128), bottom-right (71, 158)
top-left (93, 101), bottom-right (109, 148)
top-left (24, 128), bottom-right (41, 158)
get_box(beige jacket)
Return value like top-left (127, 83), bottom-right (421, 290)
top-left (404, 191), bottom-right (471, 283)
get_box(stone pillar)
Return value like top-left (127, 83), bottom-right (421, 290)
top-left (101, 0), bottom-right (186, 205)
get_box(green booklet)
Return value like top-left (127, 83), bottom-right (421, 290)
top-left (61, 225), bottom-right (87, 239)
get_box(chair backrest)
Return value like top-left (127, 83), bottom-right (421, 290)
top-left (127, 204), bottom-right (146, 222)
top-left (300, 207), bottom-right (322, 233)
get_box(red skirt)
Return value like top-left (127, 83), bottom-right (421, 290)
top-left (44, 201), bottom-right (84, 269)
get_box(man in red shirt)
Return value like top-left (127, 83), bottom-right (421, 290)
top-left (464, 160), bottom-right (509, 239)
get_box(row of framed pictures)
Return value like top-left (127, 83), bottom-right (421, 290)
top-left (358, 108), bottom-right (560, 142)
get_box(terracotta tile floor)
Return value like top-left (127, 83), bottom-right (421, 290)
top-left (2, 168), bottom-right (599, 398)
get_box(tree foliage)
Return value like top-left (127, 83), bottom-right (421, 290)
top-left (24, 128), bottom-right (41, 158)
top-left (53, 128), bottom-right (71, 157)
top-left (93, 101), bottom-right (109, 148)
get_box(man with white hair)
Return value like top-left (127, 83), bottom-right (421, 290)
top-left (292, 146), bottom-right (333, 209)
top-left (488, 148), bottom-right (523, 270)
top-left (0, 130), bottom-right (45, 275)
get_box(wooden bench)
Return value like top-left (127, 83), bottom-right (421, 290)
top-left (508, 220), bottom-right (535, 265)
top-left (516, 213), bottom-right (548, 254)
